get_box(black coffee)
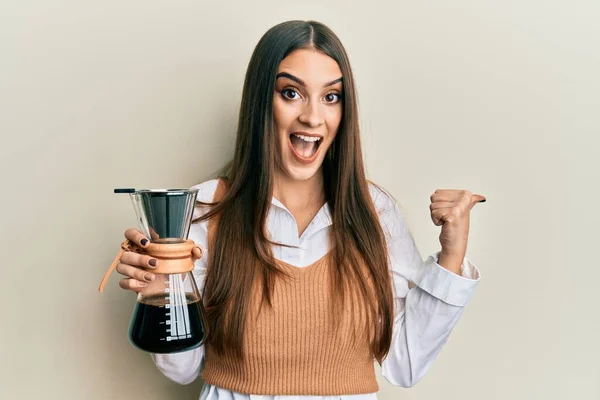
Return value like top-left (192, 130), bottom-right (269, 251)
top-left (129, 294), bottom-right (206, 354)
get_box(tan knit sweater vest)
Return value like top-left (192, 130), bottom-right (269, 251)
top-left (200, 179), bottom-right (378, 395)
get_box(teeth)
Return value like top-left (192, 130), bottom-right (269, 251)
top-left (292, 134), bottom-right (321, 142)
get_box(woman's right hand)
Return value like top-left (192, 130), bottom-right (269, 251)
top-left (117, 229), bottom-right (158, 293)
top-left (116, 229), bottom-right (204, 293)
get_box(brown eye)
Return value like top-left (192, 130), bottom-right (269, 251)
top-left (281, 88), bottom-right (300, 100)
top-left (324, 92), bottom-right (341, 104)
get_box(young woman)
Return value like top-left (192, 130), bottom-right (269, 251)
top-left (116, 20), bottom-right (485, 399)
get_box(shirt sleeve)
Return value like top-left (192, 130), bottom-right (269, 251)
top-left (149, 178), bottom-right (219, 385)
top-left (369, 184), bottom-right (481, 387)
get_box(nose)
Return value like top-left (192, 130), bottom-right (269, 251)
top-left (298, 99), bottom-right (324, 128)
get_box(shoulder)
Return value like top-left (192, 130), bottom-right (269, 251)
top-left (367, 181), bottom-right (410, 238)
top-left (190, 178), bottom-right (221, 203)
top-left (190, 178), bottom-right (222, 219)
top-left (367, 181), bottom-right (399, 216)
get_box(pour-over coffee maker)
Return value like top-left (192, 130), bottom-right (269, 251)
top-left (98, 188), bottom-right (207, 354)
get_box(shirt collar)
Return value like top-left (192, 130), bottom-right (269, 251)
top-left (270, 196), bottom-right (333, 236)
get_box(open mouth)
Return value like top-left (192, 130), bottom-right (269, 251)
top-left (289, 133), bottom-right (323, 159)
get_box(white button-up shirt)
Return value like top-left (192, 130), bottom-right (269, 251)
top-left (151, 179), bottom-right (481, 399)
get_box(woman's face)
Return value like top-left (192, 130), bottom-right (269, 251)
top-left (273, 49), bottom-right (343, 182)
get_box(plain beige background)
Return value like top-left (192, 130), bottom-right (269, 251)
top-left (1, 1), bottom-right (598, 399)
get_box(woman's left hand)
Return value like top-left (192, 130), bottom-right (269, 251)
top-left (430, 189), bottom-right (486, 263)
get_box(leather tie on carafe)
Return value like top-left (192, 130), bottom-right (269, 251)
top-left (98, 239), bottom-right (201, 292)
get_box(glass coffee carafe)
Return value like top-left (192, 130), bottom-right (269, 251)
top-left (99, 188), bottom-right (207, 354)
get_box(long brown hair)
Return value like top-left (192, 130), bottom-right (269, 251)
top-left (195, 20), bottom-right (394, 364)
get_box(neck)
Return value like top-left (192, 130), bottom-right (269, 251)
top-left (273, 169), bottom-right (325, 211)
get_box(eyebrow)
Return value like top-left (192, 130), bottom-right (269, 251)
top-left (276, 72), bottom-right (343, 88)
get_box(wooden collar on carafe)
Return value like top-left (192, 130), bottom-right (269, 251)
top-left (98, 239), bottom-right (199, 292)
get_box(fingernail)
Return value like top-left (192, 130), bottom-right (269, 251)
top-left (148, 259), bottom-right (157, 267)
top-left (140, 238), bottom-right (148, 246)
top-left (143, 273), bottom-right (155, 282)
top-left (138, 281), bottom-right (148, 287)
top-left (479, 199), bottom-right (486, 203)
